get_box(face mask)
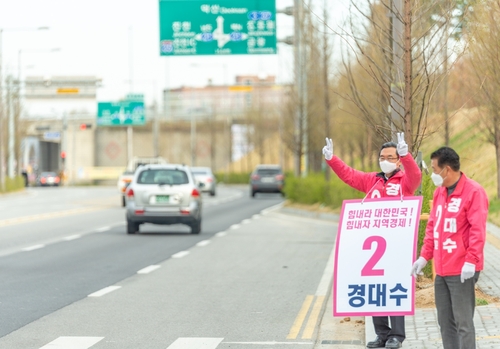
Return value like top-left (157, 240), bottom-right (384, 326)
top-left (379, 161), bottom-right (397, 174)
top-left (431, 169), bottom-right (446, 187)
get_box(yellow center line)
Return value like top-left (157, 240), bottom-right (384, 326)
top-left (302, 295), bottom-right (326, 339)
top-left (0, 206), bottom-right (109, 228)
top-left (287, 295), bottom-right (314, 340)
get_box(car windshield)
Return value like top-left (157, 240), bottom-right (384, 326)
top-left (257, 169), bottom-right (281, 176)
top-left (192, 171), bottom-right (209, 175)
top-left (137, 169), bottom-right (189, 185)
top-left (41, 172), bottom-right (57, 177)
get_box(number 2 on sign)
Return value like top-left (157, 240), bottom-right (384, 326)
top-left (361, 236), bottom-right (386, 276)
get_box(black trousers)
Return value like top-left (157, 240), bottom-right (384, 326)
top-left (373, 315), bottom-right (405, 342)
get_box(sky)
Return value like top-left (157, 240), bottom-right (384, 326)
top-left (0, 0), bottom-right (348, 106)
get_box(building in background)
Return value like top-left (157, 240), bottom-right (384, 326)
top-left (163, 75), bottom-right (284, 122)
top-left (163, 75), bottom-right (286, 163)
top-left (22, 75), bottom-right (101, 119)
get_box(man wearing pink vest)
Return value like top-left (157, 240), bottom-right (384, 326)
top-left (412, 146), bottom-right (488, 349)
top-left (323, 133), bottom-right (421, 348)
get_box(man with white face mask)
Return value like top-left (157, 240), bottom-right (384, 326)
top-left (323, 133), bottom-right (421, 348)
top-left (411, 146), bottom-right (488, 349)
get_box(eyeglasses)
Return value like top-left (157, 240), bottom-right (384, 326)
top-left (379, 157), bottom-right (399, 162)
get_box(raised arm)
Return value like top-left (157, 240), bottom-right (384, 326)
top-left (323, 138), bottom-right (374, 193)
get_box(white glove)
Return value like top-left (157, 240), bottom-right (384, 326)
top-left (461, 262), bottom-right (475, 283)
top-left (397, 132), bottom-right (408, 157)
top-left (411, 257), bottom-right (428, 277)
top-left (322, 138), bottom-right (333, 161)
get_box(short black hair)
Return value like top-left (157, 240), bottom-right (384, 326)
top-left (379, 142), bottom-right (399, 157)
top-left (430, 147), bottom-right (460, 171)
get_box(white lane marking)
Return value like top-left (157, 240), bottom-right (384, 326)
top-left (252, 214), bottom-right (261, 219)
top-left (261, 202), bottom-right (284, 215)
top-left (215, 232), bottom-right (227, 237)
top-left (22, 244), bottom-right (45, 252)
top-left (64, 235), bottom-right (81, 241)
top-left (88, 286), bottom-right (121, 297)
top-left (95, 226), bottom-right (110, 232)
top-left (230, 224), bottom-right (240, 230)
top-left (166, 338), bottom-right (223, 349)
top-left (137, 265), bottom-right (161, 274)
top-left (39, 336), bottom-right (104, 349)
top-left (224, 341), bottom-right (312, 345)
top-left (196, 240), bottom-right (211, 247)
top-left (316, 242), bottom-right (336, 296)
top-left (172, 251), bottom-right (190, 258)
top-left (241, 219), bottom-right (251, 224)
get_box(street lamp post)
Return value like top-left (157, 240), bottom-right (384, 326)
top-left (11, 47), bottom-right (60, 177)
top-left (0, 26), bottom-right (49, 181)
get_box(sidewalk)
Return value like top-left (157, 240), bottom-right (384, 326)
top-left (281, 207), bottom-right (500, 348)
top-left (384, 223), bottom-right (500, 349)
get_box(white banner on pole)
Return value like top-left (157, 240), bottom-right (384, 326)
top-left (333, 197), bottom-right (422, 316)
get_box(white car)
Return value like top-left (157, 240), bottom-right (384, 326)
top-left (191, 167), bottom-right (216, 196)
top-left (125, 164), bottom-right (202, 234)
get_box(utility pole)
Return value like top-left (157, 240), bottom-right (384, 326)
top-left (7, 75), bottom-right (14, 178)
top-left (293, 0), bottom-right (303, 177)
top-left (390, 0), bottom-right (405, 142)
top-left (322, 0), bottom-right (331, 181)
top-left (0, 28), bottom-right (5, 191)
top-left (153, 100), bottom-right (159, 158)
top-left (190, 112), bottom-right (196, 167)
top-left (127, 26), bottom-right (134, 164)
top-left (300, 0), bottom-right (308, 177)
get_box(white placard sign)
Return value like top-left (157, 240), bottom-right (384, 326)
top-left (333, 197), bottom-right (422, 316)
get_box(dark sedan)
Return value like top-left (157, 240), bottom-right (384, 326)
top-left (250, 165), bottom-right (285, 197)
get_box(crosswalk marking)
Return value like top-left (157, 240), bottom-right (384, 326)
top-left (166, 337), bottom-right (223, 349)
top-left (39, 336), bottom-right (103, 349)
top-left (225, 341), bottom-right (312, 345)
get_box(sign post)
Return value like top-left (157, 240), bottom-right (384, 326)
top-left (333, 197), bottom-right (422, 317)
top-left (159, 0), bottom-right (277, 56)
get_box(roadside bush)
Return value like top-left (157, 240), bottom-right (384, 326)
top-left (1, 176), bottom-right (25, 194)
top-left (215, 172), bottom-right (251, 184)
top-left (284, 172), bottom-right (364, 209)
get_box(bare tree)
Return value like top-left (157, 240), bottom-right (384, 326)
top-left (332, 0), bottom-right (470, 154)
top-left (467, 0), bottom-right (500, 198)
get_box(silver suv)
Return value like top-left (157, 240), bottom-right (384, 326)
top-left (125, 164), bottom-right (202, 234)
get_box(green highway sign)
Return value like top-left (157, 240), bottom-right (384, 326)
top-left (97, 101), bottom-right (145, 126)
top-left (159, 0), bottom-right (277, 56)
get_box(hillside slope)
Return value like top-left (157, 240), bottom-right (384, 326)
top-left (419, 107), bottom-right (497, 198)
